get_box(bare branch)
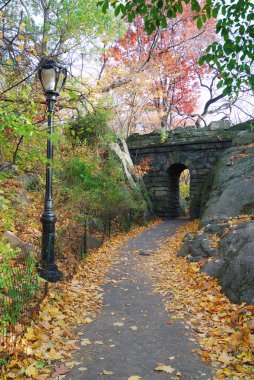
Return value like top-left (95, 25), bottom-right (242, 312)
top-left (0, 0), bottom-right (12, 11)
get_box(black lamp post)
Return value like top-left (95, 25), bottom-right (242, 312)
top-left (38, 60), bottom-right (67, 282)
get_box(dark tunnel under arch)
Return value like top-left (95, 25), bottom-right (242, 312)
top-left (168, 163), bottom-right (190, 218)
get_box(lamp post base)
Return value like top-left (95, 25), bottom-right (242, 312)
top-left (39, 263), bottom-right (63, 283)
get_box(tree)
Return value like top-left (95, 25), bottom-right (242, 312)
top-left (100, 10), bottom-right (216, 130)
top-left (98, 0), bottom-right (254, 96)
top-left (0, 0), bottom-right (123, 167)
top-left (0, 0), bottom-right (123, 103)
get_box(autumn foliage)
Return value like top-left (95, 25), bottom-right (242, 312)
top-left (103, 4), bottom-right (216, 130)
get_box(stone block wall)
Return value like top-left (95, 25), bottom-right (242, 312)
top-left (127, 125), bottom-right (243, 219)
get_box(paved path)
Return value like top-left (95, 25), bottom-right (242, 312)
top-left (66, 220), bottom-right (213, 380)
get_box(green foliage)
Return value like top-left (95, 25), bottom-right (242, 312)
top-left (98, 0), bottom-right (254, 95)
top-left (0, 87), bottom-right (45, 169)
top-left (59, 151), bottom-right (147, 226)
top-left (160, 129), bottom-right (168, 143)
top-left (0, 0), bottom-right (124, 93)
top-left (0, 192), bottom-right (16, 232)
top-left (180, 170), bottom-right (190, 212)
top-left (68, 106), bottom-right (114, 145)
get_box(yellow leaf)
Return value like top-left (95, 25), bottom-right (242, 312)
top-left (218, 352), bottom-right (233, 365)
top-left (20, 23), bottom-right (26, 30)
top-left (113, 322), bottom-right (124, 326)
top-left (18, 44), bottom-right (24, 50)
top-left (25, 364), bottom-right (39, 379)
top-left (78, 367), bottom-right (88, 371)
top-left (25, 327), bottom-right (38, 341)
top-left (81, 338), bottom-right (91, 346)
top-left (49, 347), bottom-right (62, 360)
top-left (154, 364), bottom-right (175, 374)
top-left (17, 56), bottom-right (22, 63)
top-left (222, 368), bottom-right (233, 376)
top-left (19, 34), bottom-right (25, 40)
top-left (128, 377), bottom-right (141, 380)
top-left (130, 326), bottom-right (138, 331)
top-left (82, 317), bottom-right (93, 324)
top-left (100, 370), bottom-right (114, 375)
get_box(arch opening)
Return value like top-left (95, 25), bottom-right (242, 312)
top-left (168, 163), bottom-right (190, 218)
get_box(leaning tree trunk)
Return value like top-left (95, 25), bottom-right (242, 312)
top-left (109, 138), bottom-right (153, 216)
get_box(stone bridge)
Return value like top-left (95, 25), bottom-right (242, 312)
top-left (127, 123), bottom-right (249, 219)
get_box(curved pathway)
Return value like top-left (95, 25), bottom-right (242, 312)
top-left (66, 220), bottom-right (213, 380)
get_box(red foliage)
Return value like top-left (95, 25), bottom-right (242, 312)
top-left (133, 157), bottom-right (152, 177)
top-left (106, 4), bottom-right (216, 129)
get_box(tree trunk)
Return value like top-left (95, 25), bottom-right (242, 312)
top-left (109, 138), bottom-right (153, 216)
top-left (160, 114), bottom-right (168, 130)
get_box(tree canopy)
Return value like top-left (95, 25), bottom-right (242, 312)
top-left (98, 0), bottom-right (254, 95)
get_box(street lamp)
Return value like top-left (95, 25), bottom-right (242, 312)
top-left (38, 60), bottom-right (67, 282)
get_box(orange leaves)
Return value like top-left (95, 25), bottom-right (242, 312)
top-left (149, 220), bottom-right (254, 379)
top-left (2, 220), bottom-right (160, 379)
top-left (133, 157), bottom-right (152, 177)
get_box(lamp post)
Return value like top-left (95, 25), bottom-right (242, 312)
top-left (38, 60), bottom-right (67, 282)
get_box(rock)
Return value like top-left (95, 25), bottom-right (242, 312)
top-left (201, 144), bottom-right (254, 226)
top-left (178, 244), bottom-right (190, 257)
top-left (200, 260), bottom-right (224, 277)
top-left (208, 119), bottom-right (231, 130)
top-left (232, 131), bottom-right (254, 146)
top-left (16, 173), bottom-right (41, 191)
top-left (3, 231), bottom-right (40, 260)
top-left (179, 134), bottom-right (254, 304)
top-left (182, 233), bottom-right (193, 242)
top-left (11, 189), bottom-right (32, 209)
top-left (0, 162), bottom-right (19, 174)
top-left (86, 235), bottom-right (103, 249)
top-left (217, 221), bottom-right (254, 304)
top-left (183, 220), bottom-right (254, 304)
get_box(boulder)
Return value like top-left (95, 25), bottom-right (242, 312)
top-left (201, 221), bottom-right (254, 304)
top-left (208, 119), bottom-right (231, 130)
top-left (3, 231), bottom-right (40, 260)
top-left (232, 131), bottom-right (254, 146)
top-left (0, 162), bottom-right (18, 174)
top-left (16, 173), bottom-right (41, 191)
top-left (179, 134), bottom-right (254, 304)
top-left (201, 144), bottom-right (254, 226)
top-left (86, 235), bottom-right (103, 249)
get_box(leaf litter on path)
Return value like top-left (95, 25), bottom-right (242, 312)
top-left (1, 221), bottom-right (160, 380)
top-left (148, 220), bottom-right (254, 380)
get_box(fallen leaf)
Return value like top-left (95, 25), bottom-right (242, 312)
top-left (128, 376), bottom-right (142, 380)
top-left (113, 322), bottom-right (124, 326)
top-left (48, 347), bottom-right (62, 360)
top-left (154, 364), bottom-right (175, 374)
top-left (78, 367), bottom-right (88, 371)
top-left (36, 375), bottom-right (48, 380)
top-left (65, 362), bottom-right (75, 368)
top-left (218, 352), bottom-right (233, 365)
top-left (52, 365), bottom-right (71, 378)
top-left (130, 326), bottom-right (138, 331)
top-left (83, 317), bottom-right (93, 324)
top-left (81, 338), bottom-right (91, 346)
top-left (25, 364), bottom-right (39, 379)
top-left (100, 370), bottom-right (114, 375)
